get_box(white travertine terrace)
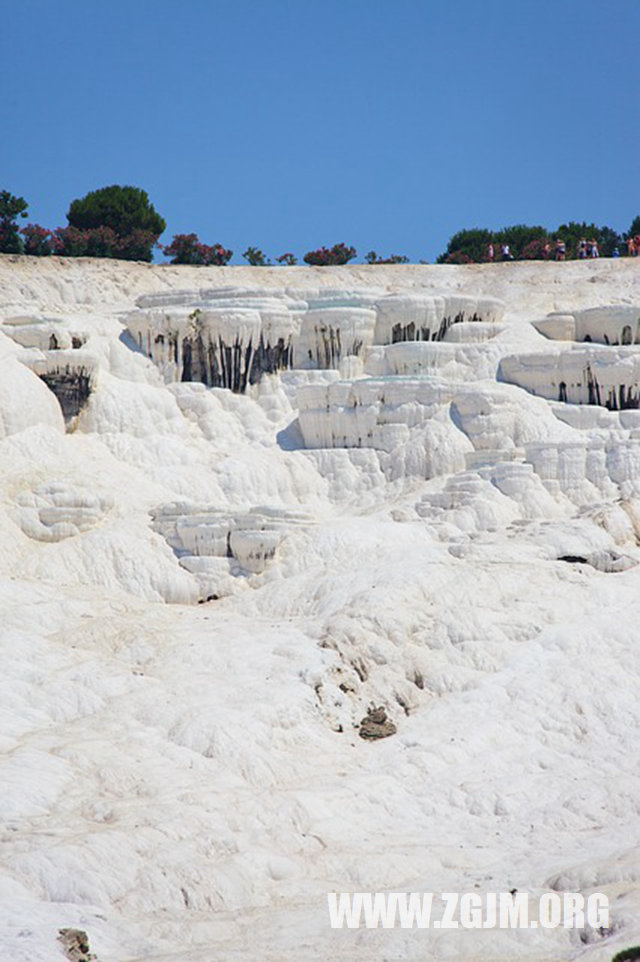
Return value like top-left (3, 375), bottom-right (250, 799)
top-left (533, 304), bottom-right (640, 344)
top-left (500, 344), bottom-right (640, 409)
top-left (151, 502), bottom-right (313, 587)
top-left (127, 287), bottom-right (505, 391)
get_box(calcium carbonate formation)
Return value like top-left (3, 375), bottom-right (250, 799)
top-left (2, 258), bottom-right (640, 962)
top-left (126, 288), bottom-right (504, 391)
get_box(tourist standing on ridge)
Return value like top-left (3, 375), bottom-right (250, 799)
top-left (588, 239), bottom-right (599, 258)
top-left (487, 243), bottom-right (494, 262)
top-left (555, 238), bottom-right (566, 261)
top-left (501, 243), bottom-right (513, 261)
top-left (578, 238), bottom-right (587, 259)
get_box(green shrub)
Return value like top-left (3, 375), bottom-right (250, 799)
top-left (242, 246), bottom-right (269, 265)
top-left (365, 251), bottom-right (410, 264)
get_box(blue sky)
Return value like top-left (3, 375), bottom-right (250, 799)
top-left (3, 0), bottom-right (638, 262)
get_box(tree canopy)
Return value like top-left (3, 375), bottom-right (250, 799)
top-left (0, 190), bottom-right (28, 254)
top-left (67, 185), bottom-right (165, 240)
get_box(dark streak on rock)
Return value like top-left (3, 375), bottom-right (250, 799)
top-left (39, 367), bottom-right (92, 422)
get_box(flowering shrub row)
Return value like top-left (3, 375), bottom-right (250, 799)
top-left (162, 234), bottom-right (233, 266)
top-left (303, 243), bottom-right (357, 266)
top-left (17, 224), bottom-right (159, 260)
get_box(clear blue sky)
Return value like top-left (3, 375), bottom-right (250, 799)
top-left (3, 0), bottom-right (638, 262)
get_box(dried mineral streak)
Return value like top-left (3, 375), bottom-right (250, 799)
top-left (20, 348), bottom-right (97, 423)
top-left (36, 367), bottom-right (92, 420)
top-left (127, 289), bottom-right (505, 392)
top-left (499, 346), bottom-right (640, 411)
top-left (374, 292), bottom-right (504, 345)
top-left (129, 305), bottom-right (297, 392)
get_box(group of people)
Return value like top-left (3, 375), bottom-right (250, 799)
top-left (575, 237), bottom-right (599, 259)
top-left (485, 236), bottom-right (637, 262)
top-left (627, 235), bottom-right (640, 256)
top-left (487, 243), bottom-right (515, 261)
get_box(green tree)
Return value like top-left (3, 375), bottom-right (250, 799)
top-left (626, 215), bottom-right (640, 239)
top-left (436, 227), bottom-right (492, 263)
top-left (67, 185), bottom-right (165, 260)
top-left (0, 190), bottom-right (28, 253)
top-left (597, 224), bottom-right (622, 257)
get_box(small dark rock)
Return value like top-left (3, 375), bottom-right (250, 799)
top-left (358, 705), bottom-right (397, 740)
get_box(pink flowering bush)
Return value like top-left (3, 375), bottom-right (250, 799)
top-left (52, 226), bottom-right (88, 256)
top-left (444, 250), bottom-right (474, 264)
top-left (303, 243), bottom-right (356, 266)
top-left (85, 225), bottom-right (118, 258)
top-left (21, 223), bottom-right (54, 256)
top-left (276, 252), bottom-right (297, 265)
top-left (163, 233), bottom-right (233, 266)
top-left (51, 225), bottom-right (157, 260)
top-left (520, 238), bottom-right (551, 260)
top-left (116, 229), bottom-right (158, 261)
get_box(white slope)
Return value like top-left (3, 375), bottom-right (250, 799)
top-left (0, 254), bottom-right (639, 962)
